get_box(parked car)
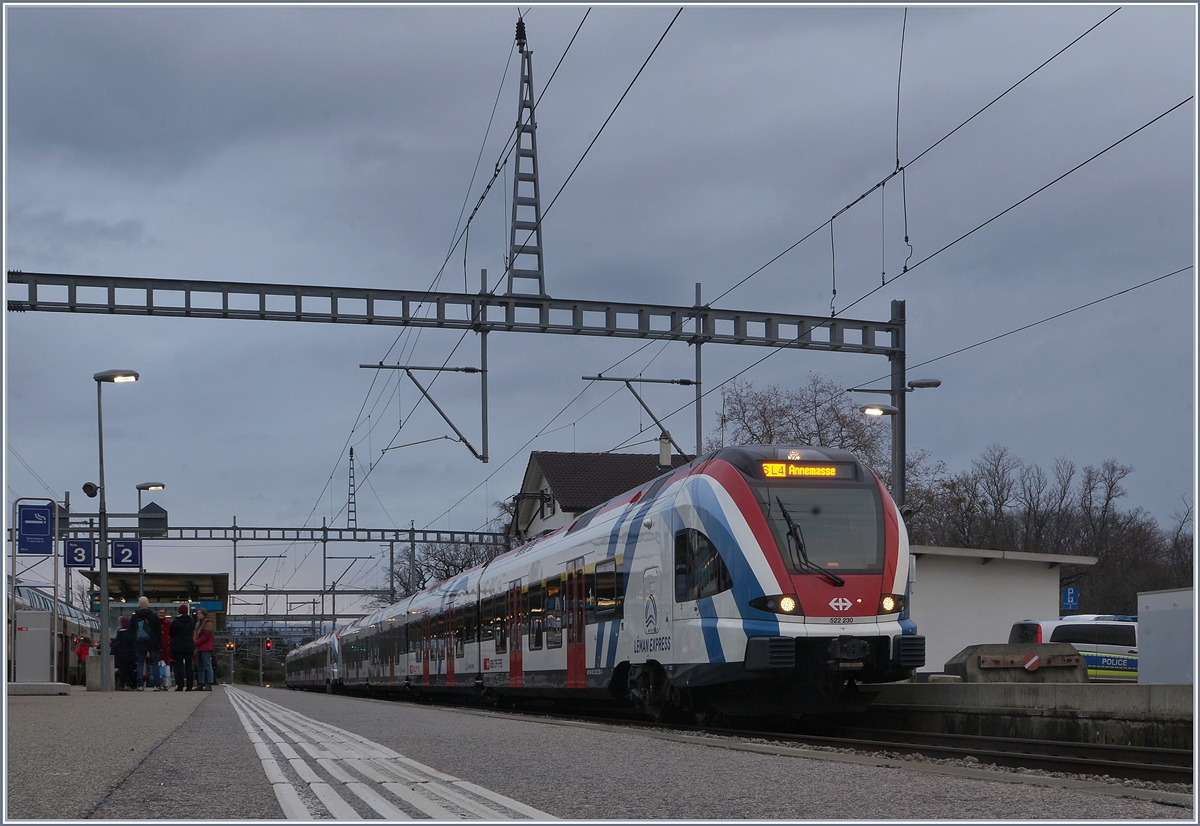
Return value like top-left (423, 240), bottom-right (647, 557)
top-left (1008, 615), bottom-right (1138, 681)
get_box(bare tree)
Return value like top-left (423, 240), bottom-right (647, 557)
top-left (708, 374), bottom-right (888, 469)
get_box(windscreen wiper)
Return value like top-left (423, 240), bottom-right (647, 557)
top-left (776, 497), bottom-right (845, 587)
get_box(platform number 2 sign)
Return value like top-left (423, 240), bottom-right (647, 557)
top-left (110, 539), bottom-right (142, 568)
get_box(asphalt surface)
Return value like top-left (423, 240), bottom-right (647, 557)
top-left (5, 684), bottom-right (1193, 820)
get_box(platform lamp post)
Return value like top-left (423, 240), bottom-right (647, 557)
top-left (847, 378), bottom-right (941, 510)
top-left (135, 483), bottom-right (165, 598)
top-left (87, 369), bottom-right (140, 692)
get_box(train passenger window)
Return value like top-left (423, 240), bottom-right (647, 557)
top-left (480, 597), bottom-right (494, 641)
top-left (675, 529), bottom-right (732, 602)
top-left (584, 571), bottom-right (597, 624)
top-left (545, 577), bottom-right (563, 649)
top-left (462, 603), bottom-right (477, 645)
top-left (594, 559), bottom-right (624, 618)
top-left (527, 583), bottom-right (544, 650)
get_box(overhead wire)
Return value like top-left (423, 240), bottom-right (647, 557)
top-left (836, 94), bottom-right (1194, 316)
top-left (709, 6), bottom-right (1122, 308)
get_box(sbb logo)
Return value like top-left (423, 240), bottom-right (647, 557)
top-left (829, 597), bottom-right (852, 612)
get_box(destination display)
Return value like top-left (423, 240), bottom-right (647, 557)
top-left (761, 462), bottom-right (855, 480)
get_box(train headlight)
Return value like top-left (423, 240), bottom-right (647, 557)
top-left (878, 594), bottom-right (905, 614)
top-left (750, 595), bottom-right (802, 615)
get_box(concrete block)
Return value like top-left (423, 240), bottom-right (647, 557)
top-left (7, 682), bottom-right (71, 695)
top-left (944, 643), bottom-right (1088, 683)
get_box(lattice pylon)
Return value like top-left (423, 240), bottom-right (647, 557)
top-left (347, 447), bottom-right (357, 530)
top-left (507, 18), bottom-right (547, 297)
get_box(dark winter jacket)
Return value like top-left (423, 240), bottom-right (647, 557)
top-left (169, 612), bottom-right (196, 655)
top-left (114, 627), bottom-right (138, 665)
top-left (130, 608), bottom-right (161, 651)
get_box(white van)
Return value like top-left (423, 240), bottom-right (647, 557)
top-left (1008, 615), bottom-right (1138, 681)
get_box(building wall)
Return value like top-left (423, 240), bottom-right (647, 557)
top-left (909, 555), bottom-right (1062, 673)
top-left (1137, 587), bottom-right (1193, 684)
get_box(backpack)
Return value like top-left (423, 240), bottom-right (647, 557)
top-left (136, 617), bottom-right (151, 642)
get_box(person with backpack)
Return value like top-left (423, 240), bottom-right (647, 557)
top-left (169, 604), bottom-right (196, 691)
top-left (130, 596), bottom-right (162, 690)
top-left (193, 608), bottom-right (216, 690)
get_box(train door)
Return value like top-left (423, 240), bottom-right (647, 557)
top-left (421, 614), bottom-right (431, 685)
top-left (565, 559), bottom-right (586, 688)
top-left (507, 582), bottom-right (523, 688)
top-left (445, 608), bottom-right (456, 685)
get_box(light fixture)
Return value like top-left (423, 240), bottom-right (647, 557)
top-left (859, 403), bottom-right (899, 417)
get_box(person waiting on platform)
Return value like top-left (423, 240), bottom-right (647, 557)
top-left (130, 596), bottom-right (162, 690)
top-left (114, 616), bottom-right (139, 690)
top-left (158, 609), bottom-right (173, 689)
top-left (74, 637), bottom-right (90, 685)
top-left (169, 604), bottom-right (196, 692)
top-left (193, 608), bottom-right (216, 691)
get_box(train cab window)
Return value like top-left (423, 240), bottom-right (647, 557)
top-left (545, 577), bottom-right (563, 649)
top-left (527, 583), bottom-right (544, 650)
top-left (675, 528), bottom-right (732, 602)
top-left (594, 559), bottom-right (624, 618)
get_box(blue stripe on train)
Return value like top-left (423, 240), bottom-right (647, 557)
top-left (686, 479), bottom-right (778, 656)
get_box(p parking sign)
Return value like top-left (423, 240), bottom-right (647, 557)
top-left (1061, 586), bottom-right (1079, 612)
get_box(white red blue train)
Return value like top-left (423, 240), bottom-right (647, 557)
top-left (286, 445), bottom-right (925, 719)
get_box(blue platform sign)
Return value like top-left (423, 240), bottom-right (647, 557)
top-left (16, 503), bottom-right (54, 554)
top-left (1061, 585), bottom-right (1080, 612)
top-left (110, 539), bottom-right (142, 568)
top-left (64, 539), bottom-right (96, 568)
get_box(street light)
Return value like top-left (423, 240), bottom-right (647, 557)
top-left (93, 368), bottom-right (139, 692)
top-left (135, 483), bottom-right (165, 599)
top-left (846, 377), bottom-right (940, 508)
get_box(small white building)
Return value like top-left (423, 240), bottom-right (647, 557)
top-left (908, 545), bottom-right (1097, 673)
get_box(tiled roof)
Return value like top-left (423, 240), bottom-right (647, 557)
top-left (530, 451), bottom-right (691, 513)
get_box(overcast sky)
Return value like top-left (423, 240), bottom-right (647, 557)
top-left (4, 4), bottom-right (1195, 617)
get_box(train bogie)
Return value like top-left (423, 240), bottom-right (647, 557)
top-left (287, 445), bottom-right (925, 719)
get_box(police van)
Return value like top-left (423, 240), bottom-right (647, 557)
top-left (1008, 615), bottom-right (1138, 681)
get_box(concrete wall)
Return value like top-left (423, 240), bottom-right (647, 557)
top-left (908, 552), bottom-right (1061, 672)
top-left (1138, 587), bottom-right (1193, 684)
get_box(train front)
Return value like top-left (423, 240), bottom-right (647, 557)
top-left (684, 445), bottom-right (925, 715)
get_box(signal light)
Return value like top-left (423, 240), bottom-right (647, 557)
top-left (225, 641), bottom-right (235, 651)
top-left (264, 638), bottom-right (273, 651)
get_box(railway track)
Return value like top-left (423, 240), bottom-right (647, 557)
top-left (707, 724), bottom-right (1194, 786)
top-left (324, 688), bottom-right (1193, 787)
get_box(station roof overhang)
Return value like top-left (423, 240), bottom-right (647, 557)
top-left (910, 545), bottom-right (1097, 568)
top-left (79, 571), bottom-right (230, 629)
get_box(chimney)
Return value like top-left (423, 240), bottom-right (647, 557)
top-left (658, 431), bottom-right (672, 469)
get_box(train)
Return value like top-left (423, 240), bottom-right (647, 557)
top-left (7, 576), bottom-right (101, 683)
top-left (286, 445), bottom-right (925, 720)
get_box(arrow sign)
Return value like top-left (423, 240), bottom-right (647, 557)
top-left (17, 503), bottom-right (54, 554)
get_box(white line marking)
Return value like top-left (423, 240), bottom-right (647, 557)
top-left (309, 782), bottom-right (362, 820)
top-left (272, 781), bottom-right (312, 820)
top-left (345, 782), bottom-right (412, 820)
top-left (225, 686), bottom-right (556, 820)
top-left (381, 782), bottom-right (459, 819)
top-left (454, 779), bottom-right (560, 820)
